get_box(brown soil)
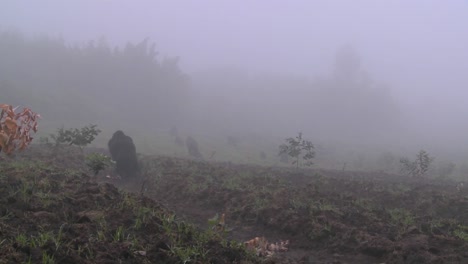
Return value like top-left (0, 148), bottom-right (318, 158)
top-left (1, 145), bottom-right (468, 263)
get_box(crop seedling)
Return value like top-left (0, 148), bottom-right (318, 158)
top-left (85, 153), bottom-right (114, 177)
top-left (113, 226), bottom-right (125, 242)
top-left (279, 132), bottom-right (315, 168)
top-left (168, 245), bottom-right (197, 264)
top-left (15, 233), bottom-right (28, 247)
top-left (207, 213), bottom-right (232, 238)
top-left (400, 150), bottom-right (434, 177)
top-left (42, 252), bottom-right (55, 264)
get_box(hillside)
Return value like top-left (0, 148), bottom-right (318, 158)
top-left (0, 147), bottom-right (269, 264)
top-left (1, 145), bottom-right (468, 263)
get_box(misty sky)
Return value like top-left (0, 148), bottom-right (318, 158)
top-left (2, 0), bottom-right (468, 105)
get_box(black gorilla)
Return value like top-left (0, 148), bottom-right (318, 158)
top-left (108, 130), bottom-right (139, 180)
top-left (185, 136), bottom-right (203, 160)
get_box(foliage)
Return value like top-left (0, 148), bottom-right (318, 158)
top-left (278, 132), bottom-right (315, 168)
top-left (85, 153), bottom-right (114, 176)
top-left (50, 124), bottom-right (101, 148)
top-left (400, 150), bottom-right (434, 177)
top-left (0, 104), bottom-right (40, 155)
top-left (0, 31), bottom-right (189, 129)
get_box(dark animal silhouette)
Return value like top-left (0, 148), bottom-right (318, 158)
top-left (108, 130), bottom-right (139, 180)
top-left (186, 136), bottom-right (203, 160)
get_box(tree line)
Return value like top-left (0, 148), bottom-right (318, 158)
top-left (0, 30), bottom-right (189, 130)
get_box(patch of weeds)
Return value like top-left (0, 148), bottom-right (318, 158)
top-left (388, 208), bottom-right (415, 238)
top-left (429, 219), bottom-right (443, 234)
top-left (33, 230), bottom-right (54, 247)
top-left (310, 200), bottom-right (340, 214)
top-left (207, 213), bottom-right (232, 239)
top-left (0, 209), bottom-right (13, 221)
top-left (118, 192), bottom-right (136, 210)
top-left (53, 224), bottom-right (65, 251)
top-left (289, 197), bottom-right (308, 211)
top-left (113, 226), bottom-right (125, 242)
top-left (222, 177), bottom-right (243, 191)
top-left (15, 233), bottom-right (29, 247)
top-left (167, 245), bottom-right (200, 264)
top-left (454, 225), bottom-right (468, 241)
top-left (389, 208), bottom-right (414, 226)
top-left (96, 217), bottom-right (108, 241)
top-left (76, 243), bottom-right (94, 259)
top-left (307, 222), bottom-right (334, 241)
top-left (19, 182), bottom-right (35, 203)
top-left (63, 168), bottom-right (81, 178)
top-left (133, 217), bottom-right (143, 230)
top-left (352, 198), bottom-right (373, 210)
top-left (36, 191), bottom-right (53, 208)
top-left (388, 183), bottom-right (412, 195)
top-left (186, 175), bottom-right (210, 194)
top-left (246, 196), bottom-right (270, 222)
top-left (134, 206), bottom-right (157, 224)
top-left (42, 251), bottom-right (55, 264)
top-left (129, 235), bottom-right (141, 251)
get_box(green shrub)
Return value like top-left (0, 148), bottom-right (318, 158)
top-left (279, 132), bottom-right (315, 168)
top-left (50, 124), bottom-right (101, 149)
top-left (85, 153), bottom-right (114, 176)
top-left (400, 150), bottom-right (434, 177)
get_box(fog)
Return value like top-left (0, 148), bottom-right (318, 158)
top-left (1, 0), bottom-right (468, 170)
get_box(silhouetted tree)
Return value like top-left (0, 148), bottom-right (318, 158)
top-left (0, 30), bottom-right (189, 129)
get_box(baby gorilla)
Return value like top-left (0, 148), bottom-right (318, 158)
top-left (108, 130), bottom-right (139, 180)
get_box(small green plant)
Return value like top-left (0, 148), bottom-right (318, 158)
top-left (279, 132), bottom-right (315, 168)
top-left (15, 233), bottom-right (28, 247)
top-left (400, 150), bottom-right (434, 177)
top-left (113, 226), bottom-right (125, 242)
top-left (42, 251), bottom-right (55, 264)
top-left (34, 231), bottom-right (53, 247)
top-left (50, 124), bottom-right (101, 149)
top-left (454, 225), bottom-right (468, 241)
top-left (389, 208), bottom-right (414, 226)
top-left (388, 208), bottom-right (414, 238)
top-left (85, 153), bottom-right (113, 176)
top-left (207, 213), bottom-right (232, 238)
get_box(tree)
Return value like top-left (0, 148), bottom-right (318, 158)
top-left (50, 124), bottom-right (101, 149)
top-left (400, 150), bottom-right (434, 177)
top-left (0, 104), bottom-right (40, 155)
top-left (279, 132), bottom-right (315, 168)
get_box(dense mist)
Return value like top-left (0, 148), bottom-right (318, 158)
top-left (1, 1), bottom-right (468, 173)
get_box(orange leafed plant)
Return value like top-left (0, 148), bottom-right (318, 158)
top-left (0, 104), bottom-right (40, 155)
top-left (244, 236), bottom-right (289, 257)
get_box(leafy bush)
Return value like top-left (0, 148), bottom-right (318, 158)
top-left (85, 153), bottom-right (114, 176)
top-left (50, 124), bottom-right (101, 148)
top-left (400, 150), bottom-right (434, 177)
top-left (0, 104), bottom-right (40, 155)
top-left (279, 132), bottom-right (315, 168)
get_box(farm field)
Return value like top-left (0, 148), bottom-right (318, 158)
top-left (1, 146), bottom-right (467, 263)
